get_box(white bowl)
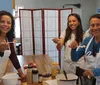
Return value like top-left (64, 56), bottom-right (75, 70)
top-left (56, 73), bottom-right (78, 85)
top-left (2, 73), bottom-right (19, 85)
top-left (57, 80), bottom-right (76, 85)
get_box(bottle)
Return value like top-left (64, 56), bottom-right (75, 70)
top-left (38, 74), bottom-right (42, 83)
top-left (32, 68), bottom-right (38, 83)
top-left (27, 64), bottom-right (33, 84)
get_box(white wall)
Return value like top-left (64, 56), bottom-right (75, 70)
top-left (15, 0), bottom-right (97, 31)
top-left (96, 0), bottom-right (100, 8)
top-left (96, 0), bottom-right (100, 13)
top-left (81, 0), bottom-right (96, 30)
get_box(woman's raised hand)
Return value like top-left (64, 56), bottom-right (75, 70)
top-left (52, 37), bottom-right (60, 44)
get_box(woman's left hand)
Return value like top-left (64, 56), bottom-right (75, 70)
top-left (83, 70), bottom-right (94, 79)
top-left (69, 40), bottom-right (78, 49)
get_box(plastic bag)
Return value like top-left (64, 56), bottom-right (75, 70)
top-left (80, 76), bottom-right (96, 85)
top-left (76, 67), bottom-right (96, 85)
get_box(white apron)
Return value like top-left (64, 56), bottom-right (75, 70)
top-left (84, 37), bottom-right (100, 85)
top-left (0, 47), bottom-right (11, 83)
top-left (63, 34), bottom-right (84, 74)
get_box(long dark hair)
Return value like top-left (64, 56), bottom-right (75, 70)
top-left (64, 13), bottom-right (84, 45)
top-left (0, 10), bottom-right (15, 42)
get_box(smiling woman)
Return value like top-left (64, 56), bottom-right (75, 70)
top-left (52, 13), bottom-right (84, 74)
top-left (0, 15), bottom-right (12, 33)
top-left (0, 10), bottom-right (26, 82)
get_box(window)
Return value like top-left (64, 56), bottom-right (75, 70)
top-left (15, 18), bottom-right (20, 38)
top-left (13, 6), bottom-right (24, 38)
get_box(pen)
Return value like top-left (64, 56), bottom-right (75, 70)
top-left (78, 45), bottom-right (86, 48)
top-left (76, 45), bottom-right (86, 51)
top-left (7, 42), bottom-right (14, 44)
top-left (0, 42), bottom-right (14, 44)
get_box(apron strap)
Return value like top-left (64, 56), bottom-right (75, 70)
top-left (85, 37), bottom-right (94, 53)
top-left (99, 48), bottom-right (100, 52)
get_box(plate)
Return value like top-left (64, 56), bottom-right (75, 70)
top-left (56, 73), bottom-right (78, 81)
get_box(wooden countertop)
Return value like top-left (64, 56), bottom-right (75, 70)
top-left (2, 55), bottom-right (52, 85)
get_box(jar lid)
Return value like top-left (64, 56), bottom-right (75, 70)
top-left (32, 70), bottom-right (38, 74)
top-left (28, 64), bottom-right (33, 68)
top-left (39, 74), bottom-right (42, 76)
top-left (33, 63), bottom-right (37, 68)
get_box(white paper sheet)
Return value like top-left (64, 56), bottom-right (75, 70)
top-left (43, 79), bottom-right (57, 85)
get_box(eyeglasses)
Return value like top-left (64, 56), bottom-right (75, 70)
top-left (90, 23), bottom-right (100, 28)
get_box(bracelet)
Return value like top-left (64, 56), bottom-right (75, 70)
top-left (87, 75), bottom-right (91, 79)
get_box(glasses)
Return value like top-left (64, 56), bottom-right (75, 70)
top-left (90, 23), bottom-right (100, 28)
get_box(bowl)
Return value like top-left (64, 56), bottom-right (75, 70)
top-left (2, 73), bottom-right (19, 85)
top-left (56, 73), bottom-right (78, 85)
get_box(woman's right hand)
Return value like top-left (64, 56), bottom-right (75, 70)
top-left (52, 37), bottom-right (60, 44)
top-left (0, 40), bottom-right (9, 52)
top-left (52, 37), bottom-right (64, 50)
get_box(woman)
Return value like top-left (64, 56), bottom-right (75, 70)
top-left (52, 13), bottom-right (84, 74)
top-left (71, 14), bottom-right (100, 84)
top-left (0, 10), bottom-right (25, 82)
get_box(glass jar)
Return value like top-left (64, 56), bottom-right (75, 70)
top-left (27, 65), bottom-right (33, 84)
top-left (38, 74), bottom-right (42, 83)
top-left (51, 62), bottom-right (60, 78)
top-left (32, 68), bottom-right (38, 83)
